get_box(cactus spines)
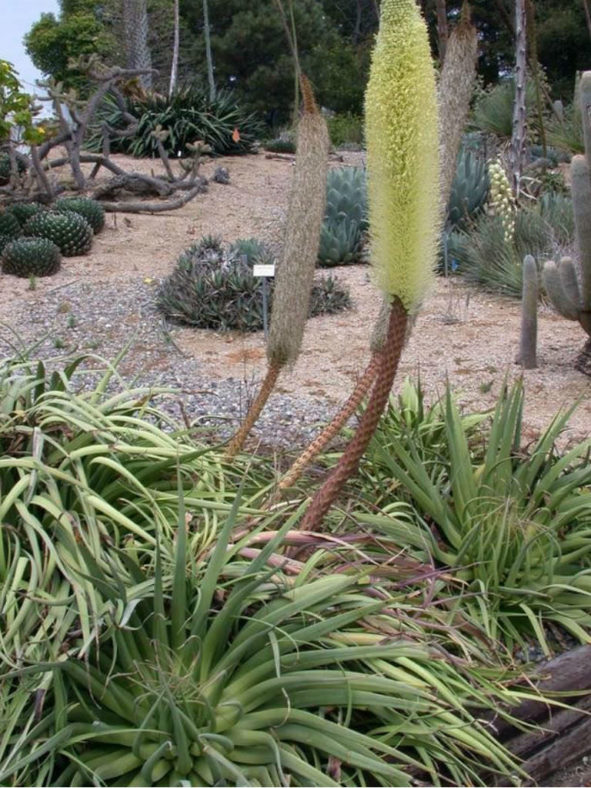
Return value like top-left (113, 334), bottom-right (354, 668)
top-left (543, 259), bottom-right (580, 321)
top-left (541, 70), bottom-right (591, 364)
top-left (518, 255), bottom-right (538, 369)
top-left (571, 154), bottom-right (591, 307)
top-left (2, 237), bottom-right (61, 277)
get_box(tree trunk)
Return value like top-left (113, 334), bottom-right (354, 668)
top-left (582, 0), bottom-right (591, 43)
top-left (123, 0), bottom-right (153, 91)
top-left (435, 0), bottom-right (449, 63)
top-left (509, 0), bottom-right (528, 197)
top-left (203, 0), bottom-right (216, 102)
top-left (168, 0), bottom-right (180, 98)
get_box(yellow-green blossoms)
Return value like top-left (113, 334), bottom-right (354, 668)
top-left (364, 0), bottom-right (440, 312)
top-left (488, 159), bottom-right (516, 243)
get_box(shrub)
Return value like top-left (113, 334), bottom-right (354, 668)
top-left (87, 87), bottom-right (262, 158)
top-left (447, 198), bottom-right (574, 297)
top-left (358, 380), bottom-right (591, 651)
top-left (159, 237), bottom-right (351, 330)
top-left (470, 77), bottom-right (541, 140)
top-left (326, 112), bottom-right (364, 149)
top-left (263, 131), bottom-right (296, 154)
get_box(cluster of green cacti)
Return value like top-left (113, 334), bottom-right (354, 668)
top-left (23, 211), bottom-right (93, 256)
top-left (0, 209), bottom-right (22, 240)
top-left (7, 201), bottom-right (46, 227)
top-left (318, 167), bottom-right (367, 267)
top-left (0, 152), bottom-right (27, 185)
top-left (1, 237), bottom-right (61, 277)
top-left (55, 197), bottom-right (105, 234)
top-left (446, 149), bottom-right (489, 231)
top-left (488, 159), bottom-right (515, 242)
top-left (159, 237), bottom-right (351, 332)
top-left (542, 71), bottom-right (591, 343)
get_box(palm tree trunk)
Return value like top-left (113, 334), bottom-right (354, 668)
top-left (123, 0), bottom-right (153, 90)
top-left (436, 0), bottom-right (449, 63)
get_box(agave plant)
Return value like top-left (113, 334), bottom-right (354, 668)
top-left (357, 380), bottom-right (591, 651)
top-left (1, 485), bottom-right (530, 787)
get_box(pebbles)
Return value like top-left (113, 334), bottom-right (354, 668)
top-left (0, 276), bottom-right (340, 449)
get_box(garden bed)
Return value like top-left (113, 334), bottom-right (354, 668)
top-left (2, 151), bottom-right (590, 449)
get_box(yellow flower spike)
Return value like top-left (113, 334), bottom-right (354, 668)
top-left (364, 0), bottom-right (441, 312)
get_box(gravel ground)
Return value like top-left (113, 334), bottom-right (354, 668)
top-left (0, 276), bottom-right (340, 450)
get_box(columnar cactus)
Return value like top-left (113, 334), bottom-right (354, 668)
top-left (299, 0), bottom-right (440, 529)
top-left (518, 254), bottom-right (538, 369)
top-left (542, 71), bottom-right (591, 355)
top-left (488, 159), bottom-right (516, 243)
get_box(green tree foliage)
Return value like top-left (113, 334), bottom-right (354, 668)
top-left (24, 9), bottom-right (116, 89)
top-left (0, 60), bottom-right (44, 144)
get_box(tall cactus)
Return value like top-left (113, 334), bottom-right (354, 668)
top-left (299, 0), bottom-right (440, 530)
top-left (542, 71), bottom-right (591, 360)
top-left (518, 254), bottom-right (538, 369)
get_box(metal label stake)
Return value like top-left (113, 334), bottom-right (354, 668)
top-left (253, 263), bottom-right (276, 340)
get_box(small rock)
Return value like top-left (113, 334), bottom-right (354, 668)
top-left (213, 166), bottom-right (230, 185)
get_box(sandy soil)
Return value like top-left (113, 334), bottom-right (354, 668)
top-left (3, 150), bottom-right (590, 445)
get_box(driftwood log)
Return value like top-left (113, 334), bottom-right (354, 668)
top-left (482, 645), bottom-right (591, 785)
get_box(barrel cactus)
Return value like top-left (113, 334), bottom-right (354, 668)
top-left (542, 71), bottom-right (591, 370)
top-left (1, 237), bottom-right (61, 277)
top-left (23, 211), bottom-right (93, 256)
top-left (55, 196), bottom-right (106, 234)
top-left (0, 210), bottom-right (21, 240)
top-left (7, 202), bottom-right (46, 228)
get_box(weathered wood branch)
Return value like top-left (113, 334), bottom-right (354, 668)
top-left (96, 182), bottom-right (205, 213)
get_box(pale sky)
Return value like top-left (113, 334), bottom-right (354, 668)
top-left (1, 0), bottom-right (60, 93)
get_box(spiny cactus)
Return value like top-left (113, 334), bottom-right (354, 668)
top-left (55, 197), bottom-right (106, 234)
top-left (1, 237), bottom-right (61, 277)
top-left (23, 211), bottom-right (93, 256)
top-left (542, 71), bottom-right (591, 366)
top-left (0, 210), bottom-right (21, 240)
top-left (7, 202), bottom-right (46, 228)
top-left (518, 254), bottom-right (538, 369)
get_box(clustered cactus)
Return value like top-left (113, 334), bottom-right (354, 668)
top-left (55, 197), bottom-right (105, 234)
top-left (488, 159), bottom-right (515, 243)
top-left (23, 211), bottom-right (93, 257)
top-left (542, 71), bottom-right (591, 362)
top-left (1, 237), bottom-right (61, 277)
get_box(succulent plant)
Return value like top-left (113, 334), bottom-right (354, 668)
top-left (0, 209), bottom-right (21, 240)
top-left (446, 149), bottom-right (489, 230)
top-left (55, 196), bottom-right (106, 234)
top-left (23, 211), bottom-right (93, 256)
top-left (518, 254), bottom-right (538, 369)
top-left (318, 167), bottom-right (367, 266)
top-left (0, 234), bottom-right (13, 255)
top-left (542, 71), bottom-right (591, 363)
top-left (7, 201), bottom-right (46, 227)
top-left (318, 217), bottom-right (364, 266)
top-left (1, 236), bottom-right (61, 277)
top-left (159, 237), bottom-right (350, 332)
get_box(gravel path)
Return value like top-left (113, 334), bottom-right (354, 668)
top-left (0, 276), bottom-right (338, 449)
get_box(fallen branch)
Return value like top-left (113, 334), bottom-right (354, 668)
top-left (97, 182), bottom-right (205, 213)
